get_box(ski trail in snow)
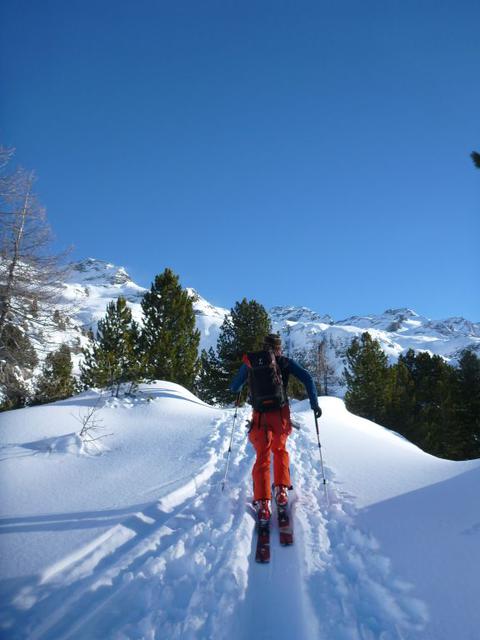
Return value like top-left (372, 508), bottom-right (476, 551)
top-left (72, 407), bottom-right (255, 640)
top-left (231, 492), bottom-right (320, 640)
top-left (4, 409), bottom-right (256, 640)
top-left (4, 406), bottom-right (430, 640)
top-left (290, 411), bottom-right (429, 640)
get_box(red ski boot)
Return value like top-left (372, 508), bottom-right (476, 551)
top-left (254, 499), bottom-right (271, 524)
top-left (274, 485), bottom-right (289, 507)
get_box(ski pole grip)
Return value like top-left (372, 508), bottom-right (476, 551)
top-left (314, 412), bottom-right (320, 437)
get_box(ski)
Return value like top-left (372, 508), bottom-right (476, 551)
top-left (277, 504), bottom-right (293, 546)
top-left (255, 521), bottom-right (270, 563)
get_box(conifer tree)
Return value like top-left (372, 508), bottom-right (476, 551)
top-left (287, 375), bottom-right (308, 401)
top-left (197, 298), bottom-right (271, 404)
top-left (450, 350), bottom-right (480, 459)
top-left (287, 348), bottom-right (309, 400)
top-left (217, 298), bottom-right (271, 403)
top-left (140, 269), bottom-right (200, 390)
top-left (34, 344), bottom-right (76, 404)
top-left (196, 347), bottom-right (227, 404)
top-left (385, 359), bottom-right (416, 440)
top-left (402, 350), bottom-right (454, 457)
top-left (80, 297), bottom-right (140, 396)
top-left (344, 332), bottom-right (390, 424)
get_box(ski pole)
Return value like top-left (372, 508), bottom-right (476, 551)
top-left (221, 394), bottom-right (240, 492)
top-left (314, 411), bottom-right (329, 503)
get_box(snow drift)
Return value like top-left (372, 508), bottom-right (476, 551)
top-left (1, 382), bottom-right (479, 639)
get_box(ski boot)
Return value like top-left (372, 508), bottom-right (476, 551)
top-left (254, 499), bottom-right (271, 524)
top-left (274, 485), bottom-right (289, 508)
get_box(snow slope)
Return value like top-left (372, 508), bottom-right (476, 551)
top-left (1, 383), bottom-right (479, 639)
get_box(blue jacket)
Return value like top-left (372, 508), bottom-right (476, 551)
top-left (230, 356), bottom-right (319, 411)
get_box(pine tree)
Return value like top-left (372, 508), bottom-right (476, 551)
top-left (287, 375), bottom-right (308, 401)
top-left (80, 297), bottom-right (140, 396)
top-left (218, 298), bottom-right (271, 403)
top-left (140, 269), bottom-right (200, 390)
top-left (34, 344), bottom-right (76, 404)
top-left (471, 151), bottom-right (480, 169)
top-left (344, 332), bottom-right (390, 424)
top-left (196, 347), bottom-right (228, 404)
top-left (450, 350), bottom-right (480, 459)
top-left (404, 351), bottom-right (454, 457)
top-left (385, 359), bottom-right (416, 440)
top-left (197, 298), bottom-right (271, 404)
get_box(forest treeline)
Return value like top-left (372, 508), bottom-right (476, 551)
top-left (344, 333), bottom-right (480, 460)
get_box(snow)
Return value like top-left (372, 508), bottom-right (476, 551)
top-left (1, 382), bottom-right (479, 639)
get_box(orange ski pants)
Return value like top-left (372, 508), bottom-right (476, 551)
top-left (248, 404), bottom-right (292, 501)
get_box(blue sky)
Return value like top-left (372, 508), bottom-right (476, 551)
top-left (1, 1), bottom-right (479, 320)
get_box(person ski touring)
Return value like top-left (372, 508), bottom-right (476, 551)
top-left (230, 333), bottom-right (322, 524)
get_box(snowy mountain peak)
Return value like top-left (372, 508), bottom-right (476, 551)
top-left (69, 258), bottom-right (135, 287)
top-left (383, 307), bottom-right (419, 318)
top-left (186, 288), bottom-right (229, 321)
top-left (270, 305), bottom-right (334, 325)
top-left (428, 317), bottom-right (480, 339)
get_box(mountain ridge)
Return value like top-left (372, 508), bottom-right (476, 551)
top-left (5, 257), bottom-right (477, 396)
top-left (55, 258), bottom-right (480, 395)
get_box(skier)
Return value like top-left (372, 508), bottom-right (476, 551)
top-left (230, 333), bottom-right (322, 524)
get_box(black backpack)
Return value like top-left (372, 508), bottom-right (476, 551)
top-left (243, 350), bottom-right (288, 412)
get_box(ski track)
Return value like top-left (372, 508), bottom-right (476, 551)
top-left (290, 414), bottom-right (429, 640)
top-left (2, 409), bottom-right (429, 640)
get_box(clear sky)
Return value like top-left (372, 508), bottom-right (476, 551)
top-left (1, 1), bottom-right (479, 320)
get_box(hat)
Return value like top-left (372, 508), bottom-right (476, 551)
top-left (264, 333), bottom-right (282, 349)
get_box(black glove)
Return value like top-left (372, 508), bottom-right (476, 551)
top-left (313, 406), bottom-right (322, 419)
